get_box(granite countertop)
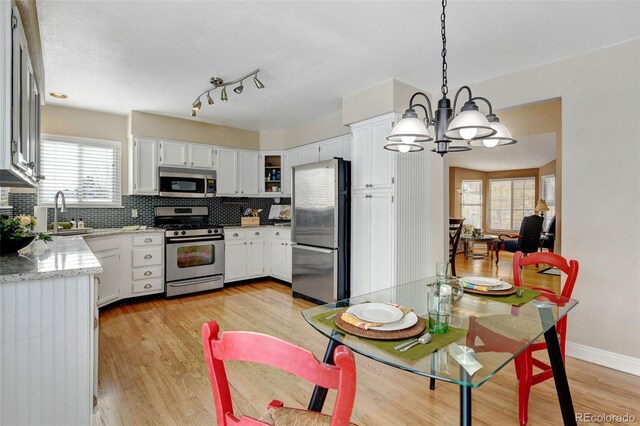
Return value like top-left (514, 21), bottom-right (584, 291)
top-left (82, 227), bottom-right (164, 239)
top-left (223, 224), bottom-right (291, 229)
top-left (0, 236), bottom-right (103, 283)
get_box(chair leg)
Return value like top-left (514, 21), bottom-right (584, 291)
top-left (514, 351), bottom-right (533, 426)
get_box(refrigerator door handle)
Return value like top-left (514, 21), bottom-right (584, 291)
top-left (294, 245), bottom-right (335, 254)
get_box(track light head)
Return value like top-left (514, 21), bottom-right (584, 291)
top-left (191, 110), bottom-right (196, 117)
top-left (206, 92), bottom-right (214, 105)
top-left (192, 98), bottom-right (202, 111)
top-left (221, 87), bottom-right (228, 101)
top-left (253, 75), bottom-right (265, 89)
top-left (234, 81), bottom-right (244, 94)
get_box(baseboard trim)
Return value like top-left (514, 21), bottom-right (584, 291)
top-left (566, 341), bottom-right (640, 376)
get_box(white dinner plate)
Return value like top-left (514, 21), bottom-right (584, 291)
top-left (370, 312), bottom-right (419, 331)
top-left (347, 303), bottom-right (404, 324)
top-left (460, 277), bottom-right (503, 287)
top-left (489, 282), bottom-right (513, 291)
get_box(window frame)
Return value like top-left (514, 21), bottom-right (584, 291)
top-left (488, 176), bottom-right (536, 232)
top-left (38, 134), bottom-right (123, 208)
top-left (460, 179), bottom-right (483, 229)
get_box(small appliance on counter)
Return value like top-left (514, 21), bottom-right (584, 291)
top-left (154, 206), bottom-right (225, 297)
top-left (291, 158), bottom-right (350, 304)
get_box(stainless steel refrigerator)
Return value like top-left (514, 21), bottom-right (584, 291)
top-left (292, 158), bottom-right (350, 304)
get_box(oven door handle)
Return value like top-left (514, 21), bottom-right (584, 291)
top-left (168, 276), bottom-right (223, 287)
top-left (166, 236), bottom-right (223, 243)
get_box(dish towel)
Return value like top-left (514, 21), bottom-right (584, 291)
top-left (341, 303), bottom-right (414, 330)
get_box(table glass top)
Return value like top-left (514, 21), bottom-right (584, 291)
top-left (302, 277), bottom-right (578, 387)
top-left (461, 234), bottom-right (497, 240)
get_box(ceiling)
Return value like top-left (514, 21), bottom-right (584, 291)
top-left (37, 1), bottom-right (640, 132)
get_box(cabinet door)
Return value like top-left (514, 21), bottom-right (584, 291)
top-left (350, 193), bottom-right (371, 296)
top-left (369, 192), bottom-right (394, 292)
top-left (283, 149), bottom-right (302, 196)
top-left (216, 148), bottom-right (238, 195)
top-left (340, 135), bottom-right (351, 161)
top-left (319, 137), bottom-right (343, 161)
top-left (301, 143), bottom-right (320, 164)
top-left (247, 239), bottom-right (264, 278)
top-left (260, 152), bottom-right (283, 196)
top-left (94, 249), bottom-right (120, 307)
top-left (270, 240), bottom-right (286, 279)
top-left (159, 140), bottom-right (188, 167)
top-left (238, 150), bottom-right (259, 196)
top-left (369, 119), bottom-right (395, 191)
top-left (350, 125), bottom-right (371, 192)
top-left (284, 241), bottom-right (293, 283)
top-left (133, 137), bottom-right (159, 195)
top-left (11, 13), bottom-right (33, 174)
top-left (190, 144), bottom-right (214, 168)
top-left (224, 240), bottom-right (247, 282)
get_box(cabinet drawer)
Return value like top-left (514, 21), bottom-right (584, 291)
top-left (272, 228), bottom-right (291, 240)
top-left (248, 228), bottom-right (266, 239)
top-left (132, 234), bottom-right (163, 246)
top-left (131, 278), bottom-right (163, 294)
top-left (132, 247), bottom-right (163, 267)
top-left (226, 229), bottom-right (246, 240)
top-left (132, 266), bottom-right (163, 281)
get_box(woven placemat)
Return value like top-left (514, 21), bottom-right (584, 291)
top-left (464, 285), bottom-right (517, 296)
top-left (334, 309), bottom-right (426, 340)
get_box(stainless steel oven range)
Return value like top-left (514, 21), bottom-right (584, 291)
top-left (154, 206), bottom-right (225, 297)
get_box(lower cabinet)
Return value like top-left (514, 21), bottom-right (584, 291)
top-left (93, 248), bottom-right (120, 307)
top-left (224, 239), bottom-right (248, 282)
top-left (270, 235), bottom-right (292, 282)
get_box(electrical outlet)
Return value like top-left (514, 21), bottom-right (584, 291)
top-left (131, 209), bottom-right (138, 218)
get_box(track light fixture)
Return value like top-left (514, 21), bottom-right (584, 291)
top-left (385, 0), bottom-right (515, 155)
top-left (190, 69), bottom-right (264, 115)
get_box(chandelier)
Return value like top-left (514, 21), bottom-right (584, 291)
top-left (384, 0), bottom-right (517, 155)
top-left (191, 69), bottom-right (265, 117)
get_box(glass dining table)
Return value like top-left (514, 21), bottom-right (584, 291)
top-left (301, 277), bottom-right (579, 426)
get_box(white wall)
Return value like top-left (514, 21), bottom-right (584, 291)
top-left (468, 39), bottom-right (640, 374)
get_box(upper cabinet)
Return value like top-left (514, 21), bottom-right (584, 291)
top-left (159, 140), bottom-right (189, 167)
top-left (129, 136), bottom-right (159, 195)
top-left (351, 114), bottom-right (396, 192)
top-left (190, 144), bottom-right (216, 169)
top-left (216, 147), bottom-right (238, 195)
top-left (0, 5), bottom-right (42, 187)
top-left (238, 150), bottom-right (259, 196)
top-left (217, 149), bottom-right (259, 196)
top-left (259, 152), bottom-right (283, 196)
top-left (319, 135), bottom-right (351, 162)
top-left (300, 143), bottom-right (320, 164)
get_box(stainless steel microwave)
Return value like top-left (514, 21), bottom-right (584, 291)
top-left (159, 167), bottom-right (216, 198)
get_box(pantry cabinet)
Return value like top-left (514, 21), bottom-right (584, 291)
top-left (351, 115), bottom-right (396, 192)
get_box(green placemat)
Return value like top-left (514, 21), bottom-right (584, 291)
top-left (312, 310), bottom-right (467, 361)
top-left (466, 288), bottom-right (541, 305)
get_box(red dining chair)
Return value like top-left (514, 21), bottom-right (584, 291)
top-left (201, 320), bottom-right (358, 426)
top-left (466, 251), bottom-right (579, 426)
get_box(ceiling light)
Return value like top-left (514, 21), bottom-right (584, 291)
top-left (49, 92), bottom-right (67, 99)
top-left (191, 110), bottom-right (196, 117)
top-left (467, 97), bottom-right (518, 148)
top-left (386, 0), bottom-right (513, 156)
top-left (190, 69), bottom-right (263, 115)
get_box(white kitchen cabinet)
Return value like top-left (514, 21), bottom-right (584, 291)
top-left (270, 239), bottom-right (286, 280)
top-left (285, 241), bottom-right (293, 282)
top-left (224, 239), bottom-right (247, 282)
top-left (159, 140), bottom-right (189, 167)
top-left (238, 150), bottom-right (259, 196)
top-left (247, 239), bottom-right (265, 278)
top-left (130, 136), bottom-right (159, 195)
top-left (319, 135), bottom-right (351, 161)
top-left (283, 149), bottom-right (302, 196)
top-left (350, 192), bottom-right (394, 296)
top-left (216, 147), bottom-right (238, 195)
top-left (259, 151), bottom-right (283, 196)
top-left (351, 114), bottom-right (396, 192)
top-left (190, 143), bottom-right (216, 169)
top-left (301, 142), bottom-right (321, 164)
top-left (94, 249), bottom-right (120, 307)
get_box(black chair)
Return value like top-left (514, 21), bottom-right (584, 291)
top-left (494, 215), bottom-right (544, 264)
top-left (449, 218), bottom-right (464, 277)
top-left (540, 216), bottom-right (556, 253)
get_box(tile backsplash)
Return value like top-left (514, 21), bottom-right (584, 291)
top-left (1, 193), bottom-right (291, 228)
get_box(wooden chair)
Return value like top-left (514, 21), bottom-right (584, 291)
top-left (466, 251), bottom-right (579, 425)
top-left (449, 218), bottom-right (465, 276)
top-left (201, 320), bottom-right (357, 426)
top-left (495, 215), bottom-right (543, 264)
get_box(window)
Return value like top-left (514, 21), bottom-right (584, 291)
top-left (460, 180), bottom-right (483, 229)
top-left (489, 177), bottom-right (535, 231)
top-left (38, 136), bottom-right (121, 207)
top-left (541, 174), bottom-right (556, 229)
top-left (0, 188), bottom-right (10, 208)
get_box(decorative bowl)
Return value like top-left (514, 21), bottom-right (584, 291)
top-left (0, 236), bottom-right (36, 255)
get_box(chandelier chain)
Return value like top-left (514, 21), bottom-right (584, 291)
top-left (440, 0), bottom-right (448, 96)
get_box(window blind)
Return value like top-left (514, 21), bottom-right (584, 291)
top-left (0, 188), bottom-right (10, 208)
top-left (460, 179), bottom-right (483, 229)
top-left (39, 136), bottom-right (122, 207)
top-left (541, 174), bottom-right (556, 229)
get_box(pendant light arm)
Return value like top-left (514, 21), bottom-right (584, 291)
top-left (470, 96), bottom-right (494, 115)
top-left (409, 91), bottom-right (434, 125)
top-left (451, 85), bottom-right (473, 115)
top-left (192, 69), bottom-right (261, 107)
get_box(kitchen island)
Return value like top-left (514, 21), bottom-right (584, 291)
top-left (0, 236), bottom-right (101, 425)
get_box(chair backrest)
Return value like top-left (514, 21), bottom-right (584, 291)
top-left (201, 320), bottom-right (356, 426)
top-left (546, 216), bottom-right (556, 234)
top-left (449, 218), bottom-right (465, 255)
top-left (516, 215), bottom-right (544, 253)
top-left (513, 251), bottom-right (579, 299)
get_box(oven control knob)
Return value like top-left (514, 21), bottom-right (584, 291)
top-left (181, 231), bottom-right (186, 235)
top-left (173, 231), bottom-right (179, 236)
top-left (207, 229), bottom-right (213, 234)
top-left (214, 229), bottom-right (219, 233)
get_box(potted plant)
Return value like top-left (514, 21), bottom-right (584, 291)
top-left (0, 215), bottom-right (52, 255)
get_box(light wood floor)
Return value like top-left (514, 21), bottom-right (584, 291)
top-left (95, 253), bottom-right (640, 425)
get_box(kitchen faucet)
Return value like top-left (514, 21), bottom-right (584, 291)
top-left (53, 191), bottom-right (67, 234)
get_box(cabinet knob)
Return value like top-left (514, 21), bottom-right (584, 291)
top-left (183, 162), bottom-right (187, 165)
top-left (144, 238), bottom-right (153, 243)
top-left (144, 254), bottom-right (153, 259)
top-left (144, 271), bottom-right (152, 276)
top-left (241, 191), bottom-right (244, 194)
top-left (250, 242), bottom-right (253, 245)
top-left (281, 242), bottom-right (284, 245)
top-left (233, 233), bottom-right (239, 237)
top-left (244, 242), bottom-right (247, 245)
top-left (275, 232), bottom-right (280, 236)
top-left (255, 232), bottom-right (260, 235)
top-left (144, 284), bottom-right (152, 289)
